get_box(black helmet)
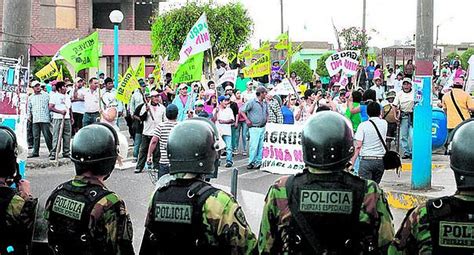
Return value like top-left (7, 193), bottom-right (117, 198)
top-left (302, 111), bottom-right (354, 170)
top-left (0, 126), bottom-right (18, 178)
top-left (450, 119), bottom-right (474, 190)
top-left (70, 123), bottom-right (119, 177)
top-left (168, 119), bottom-right (219, 175)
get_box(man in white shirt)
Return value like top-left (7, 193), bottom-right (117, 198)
top-left (48, 82), bottom-right (73, 160)
top-left (213, 95), bottom-right (235, 167)
top-left (393, 78), bottom-right (415, 159)
top-left (82, 77), bottom-right (100, 127)
top-left (370, 77), bottom-right (385, 102)
top-left (71, 77), bottom-right (85, 135)
top-left (241, 80), bottom-right (256, 102)
top-left (135, 90), bottom-right (166, 173)
top-left (351, 102), bottom-right (387, 184)
top-left (393, 73), bottom-right (404, 92)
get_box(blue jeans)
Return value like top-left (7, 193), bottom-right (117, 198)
top-left (232, 122), bottom-right (248, 152)
top-left (159, 163), bottom-right (170, 179)
top-left (222, 135), bottom-right (233, 164)
top-left (400, 116), bottom-right (413, 156)
top-left (133, 133), bottom-right (142, 159)
top-left (248, 127), bottom-right (265, 166)
top-left (82, 112), bottom-right (100, 127)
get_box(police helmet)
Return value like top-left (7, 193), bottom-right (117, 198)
top-left (167, 119), bottom-right (220, 175)
top-left (0, 126), bottom-right (18, 178)
top-left (450, 119), bottom-right (474, 190)
top-left (302, 111), bottom-right (354, 170)
top-left (70, 123), bottom-right (119, 177)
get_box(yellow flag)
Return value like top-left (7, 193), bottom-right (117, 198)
top-left (238, 44), bottom-right (253, 60)
top-left (242, 54), bottom-right (270, 78)
top-left (116, 67), bottom-right (140, 104)
top-left (254, 42), bottom-right (270, 57)
top-left (56, 65), bottom-right (63, 81)
top-left (35, 61), bottom-right (59, 81)
top-left (152, 63), bottom-right (161, 82)
top-left (275, 32), bottom-right (289, 50)
top-left (135, 57), bottom-right (145, 79)
top-left (118, 73), bottom-right (123, 83)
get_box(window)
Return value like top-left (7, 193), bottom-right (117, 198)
top-left (40, 0), bottom-right (77, 29)
top-left (106, 56), bottom-right (131, 78)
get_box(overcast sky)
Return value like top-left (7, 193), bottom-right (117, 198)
top-left (160, 0), bottom-right (473, 48)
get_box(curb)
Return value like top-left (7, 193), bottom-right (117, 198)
top-left (400, 162), bottom-right (448, 172)
top-left (384, 190), bottom-right (430, 210)
top-left (26, 159), bottom-right (72, 169)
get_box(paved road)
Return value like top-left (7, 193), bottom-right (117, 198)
top-left (28, 155), bottom-right (406, 252)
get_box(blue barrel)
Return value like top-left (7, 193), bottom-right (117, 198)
top-left (432, 107), bottom-right (448, 150)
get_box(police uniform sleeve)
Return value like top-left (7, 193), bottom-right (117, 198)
top-left (7, 195), bottom-right (38, 248)
top-left (360, 180), bottom-right (395, 252)
top-left (388, 205), bottom-right (431, 255)
top-left (138, 193), bottom-right (156, 254)
top-left (258, 176), bottom-right (289, 255)
top-left (92, 193), bottom-right (135, 255)
top-left (202, 190), bottom-right (257, 255)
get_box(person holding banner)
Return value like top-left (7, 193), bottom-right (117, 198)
top-left (49, 82), bottom-right (73, 160)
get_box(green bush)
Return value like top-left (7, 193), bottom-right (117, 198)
top-left (316, 52), bottom-right (333, 78)
top-left (290, 60), bottom-right (313, 83)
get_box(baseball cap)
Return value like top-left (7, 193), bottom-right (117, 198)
top-left (178, 83), bottom-right (187, 90)
top-left (150, 90), bottom-right (159, 97)
top-left (218, 95), bottom-right (230, 103)
top-left (402, 78), bottom-right (412, 84)
top-left (225, 85), bottom-right (233, 91)
top-left (74, 77), bottom-right (84, 83)
top-left (148, 74), bottom-right (154, 79)
top-left (194, 100), bottom-right (205, 107)
top-left (31, 81), bottom-right (41, 87)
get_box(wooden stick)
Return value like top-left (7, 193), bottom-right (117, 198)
top-left (55, 115), bottom-right (65, 166)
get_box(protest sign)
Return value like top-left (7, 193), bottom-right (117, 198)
top-left (179, 13), bottom-right (211, 63)
top-left (261, 123), bottom-right (305, 175)
top-left (59, 31), bottom-right (99, 71)
top-left (274, 78), bottom-right (295, 95)
top-left (238, 44), bottom-right (253, 60)
top-left (116, 67), bottom-right (140, 104)
top-left (173, 52), bottom-right (204, 83)
top-left (243, 54), bottom-right (270, 78)
top-left (135, 57), bottom-right (145, 79)
top-left (325, 50), bottom-right (360, 77)
top-left (217, 69), bottom-right (238, 86)
top-left (35, 61), bottom-right (59, 81)
top-left (253, 42), bottom-right (270, 56)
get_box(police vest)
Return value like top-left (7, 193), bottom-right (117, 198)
top-left (143, 179), bottom-right (221, 255)
top-left (0, 187), bottom-right (19, 254)
top-left (426, 196), bottom-right (474, 255)
top-left (286, 170), bottom-right (372, 254)
top-left (46, 180), bottom-right (113, 255)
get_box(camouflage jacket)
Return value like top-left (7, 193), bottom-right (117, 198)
top-left (0, 185), bottom-right (38, 253)
top-left (141, 183), bottom-right (258, 254)
top-left (258, 171), bottom-right (395, 254)
top-left (44, 175), bottom-right (134, 255)
top-left (389, 194), bottom-right (474, 255)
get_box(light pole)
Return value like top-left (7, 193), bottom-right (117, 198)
top-left (435, 17), bottom-right (454, 49)
top-left (109, 10), bottom-right (124, 88)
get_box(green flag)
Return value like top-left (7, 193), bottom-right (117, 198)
top-left (59, 31), bottom-right (99, 71)
top-left (172, 52), bottom-right (204, 84)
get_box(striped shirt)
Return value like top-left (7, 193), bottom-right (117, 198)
top-left (28, 92), bottom-right (50, 123)
top-left (152, 121), bottom-right (178, 165)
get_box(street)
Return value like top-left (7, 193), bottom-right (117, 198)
top-left (28, 155), bottom-right (407, 252)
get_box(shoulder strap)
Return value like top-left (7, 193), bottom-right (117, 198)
top-left (383, 105), bottom-right (392, 119)
top-left (0, 187), bottom-right (15, 226)
top-left (450, 90), bottom-right (466, 121)
top-left (369, 119), bottom-right (388, 152)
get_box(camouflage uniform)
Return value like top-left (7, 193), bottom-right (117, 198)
top-left (258, 169), bottom-right (395, 254)
top-left (139, 177), bottom-right (257, 254)
top-left (0, 183), bottom-right (38, 254)
top-left (389, 194), bottom-right (474, 255)
top-left (44, 175), bottom-right (134, 255)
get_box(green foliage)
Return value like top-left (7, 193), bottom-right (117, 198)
top-left (316, 52), bottom-right (333, 78)
top-left (339, 27), bottom-right (371, 54)
top-left (290, 61), bottom-right (312, 83)
top-left (150, 2), bottom-right (253, 61)
top-left (461, 49), bottom-right (474, 70)
top-left (446, 51), bottom-right (460, 63)
top-left (33, 56), bottom-right (72, 81)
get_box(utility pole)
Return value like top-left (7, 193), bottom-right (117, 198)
top-left (362, 0), bottom-right (367, 65)
top-left (412, 0), bottom-right (433, 190)
top-left (1, 0), bottom-right (32, 61)
top-left (435, 24), bottom-right (439, 49)
top-left (280, 0), bottom-right (284, 34)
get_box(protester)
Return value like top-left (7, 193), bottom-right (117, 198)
top-left (147, 73), bottom-right (156, 90)
top-left (192, 99), bottom-right (210, 118)
top-left (241, 86), bottom-right (269, 169)
top-left (232, 89), bottom-right (247, 155)
top-left (393, 72), bottom-right (404, 92)
top-left (204, 90), bottom-right (217, 116)
top-left (241, 80), bottom-right (255, 102)
top-left (147, 104), bottom-right (179, 178)
top-left (100, 97), bottom-right (119, 131)
top-left (172, 83), bottom-right (195, 121)
top-left (131, 98), bottom-right (145, 163)
top-left (82, 77), bottom-right (100, 127)
top-left (370, 76), bottom-right (385, 102)
top-left (366, 61), bottom-right (376, 86)
top-left (135, 90), bottom-right (166, 173)
top-left (351, 102), bottom-right (387, 184)
top-left (404, 59), bottom-right (415, 79)
top-left (211, 95), bottom-right (234, 167)
top-left (266, 90), bottom-right (283, 124)
top-left (361, 89), bottom-right (377, 122)
top-left (357, 64), bottom-right (368, 89)
top-left (70, 77), bottom-right (85, 135)
top-left (383, 90), bottom-right (398, 150)
top-left (335, 88), bottom-right (348, 115)
top-left (346, 90), bottom-right (363, 132)
top-left (294, 89), bottom-right (318, 123)
top-left (49, 81), bottom-right (73, 160)
top-left (130, 79), bottom-right (146, 115)
top-left (386, 68), bottom-right (396, 90)
top-left (271, 60), bottom-right (283, 84)
top-left (281, 95), bottom-right (296, 124)
top-left (330, 82), bottom-right (341, 99)
top-left (393, 78), bottom-right (415, 159)
top-left (27, 80), bottom-right (53, 158)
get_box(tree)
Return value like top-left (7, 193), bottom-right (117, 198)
top-left (150, 2), bottom-right (253, 61)
top-left (290, 61), bottom-right (312, 83)
top-left (33, 56), bottom-right (72, 81)
top-left (316, 52), bottom-right (333, 78)
top-left (461, 48), bottom-right (474, 70)
top-left (339, 27), bottom-right (371, 55)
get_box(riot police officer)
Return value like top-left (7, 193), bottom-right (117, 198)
top-left (139, 118), bottom-right (257, 254)
top-left (390, 119), bottom-right (474, 254)
top-left (44, 123), bottom-right (134, 255)
top-left (258, 111), bottom-right (394, 254)
top-left (0, 126), bottom-right (37, 254)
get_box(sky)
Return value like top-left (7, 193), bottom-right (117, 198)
top-left (159, 0), bottom-right (474, 49)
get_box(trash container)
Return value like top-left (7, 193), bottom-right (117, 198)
top-left (432, 107), bottom-right (448, 150)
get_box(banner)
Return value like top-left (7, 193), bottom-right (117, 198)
top-left (254, 42), bottom-right (270, 56)
top-left (135, 57), bottom-right (145, 79)
top-left (116, 67), bottom-right (140, 104)
top-left (173, 52), bottom-right (204, 83)
top-left (238, 44), bottom-right (253, 60)
top-left (179, 13), bottom-right (211, 63)
top-left (261, 123), bottom-right (305, 175)
top-left (59, 31), bottom-right (100, 71)
top-left (274, 78), bottom-right (295, 95)
top-left (217, 69), bottom-right (238, 85)
top-left (325, 50), bottom-right (360, 77)
top-left (35, 61), bottom-right (59, 81)
top-left (275, 32), bottom-right (289, 50)
top-left (242, 54), bottom-right (270, 78)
